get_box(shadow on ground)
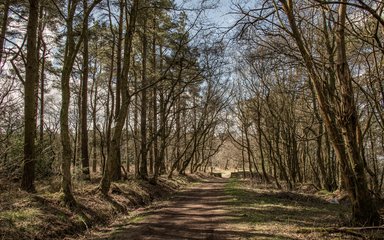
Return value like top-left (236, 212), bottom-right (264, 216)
top-left (89, 179), bottom-right (297, 240)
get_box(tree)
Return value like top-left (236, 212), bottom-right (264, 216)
top-left (281, 0), bottom-right (379, 225)
top-left (333, 0), bottom-right (380, 225)
top-left (234, 0), bottom-right (381, 226)
top-left (21, 0), bottom-right (39, 193)
top-left (80, 0), bottom-right (90, 181)
top-left (100, 0), bottom-right (140, 195)
top-left (59, 0), bottom-right (101, 206)
top-left (139, 0), bottom-right (149, 180)
top-left (0, 0), bottom-right (10, 64)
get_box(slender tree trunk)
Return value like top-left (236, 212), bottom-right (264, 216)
top-left (151, 45), bottom-right (164, 183)
top-left (175, 92), bottom-right (181, 172)
top-left (115, 0), bottom-right (123, 119)
top-left (81, 0), bottom-right (90, 180)
top-left (152, 19), bottom-right (158, 178)
top-left (39, 21), bottom-right (46, 143)
top-left (126, 113), bottom-right (130, 173)
top-left (61, 64), bottom-right (76, 206)
top-left (335, 1), bottom-right (380, 225)
top-left (92, 72), bottom-right (98, 173)
top-left (0, 0), bottom-right (9, 64)
top-left (73, 81), bottom-right (81, 170)
top-left (244, 125), bottom-right (254, 178)
top-left (134, 59), bottom-right (139, 177)
top-left (100, 0), bottom-right (139, 194)
top-left (139, 8), bottom-right (149, 180)
top-left (105, 31), bottom-right (115, 176)
top-left (61, 17), bottom-right (80, 204)
top-left (148, 88), bottom-right (154, 175)
top-left (59, 2), bottom-right (101, 201)
top-left (109, 0), bottom-right (124, 180)
top-left (256, 105), bottom-right (270, 183)
top-left (21, 0), bottom-right (39, 193)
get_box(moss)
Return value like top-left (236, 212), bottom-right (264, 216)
top-left (0, 208), bottom-right (41, 222)
top-left (129, 215), bottom-right (145, 223)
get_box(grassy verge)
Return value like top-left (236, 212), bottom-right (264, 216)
top-left (224, 179), bottom-right (380, 240)
top-left (0, 174), bottom-right (199, 240)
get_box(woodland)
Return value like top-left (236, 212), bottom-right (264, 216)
top-left (1, 0), bottom-right (384, 239)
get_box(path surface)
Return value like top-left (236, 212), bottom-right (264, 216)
top-left (88, 179), bottom-right (257, 240)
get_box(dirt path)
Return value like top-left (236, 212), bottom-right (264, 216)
top-left (84, 179), bottom-right (259, 240)
top-left (71, 178), bottom-right (380, 240)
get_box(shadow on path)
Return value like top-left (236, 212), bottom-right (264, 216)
top-left (90, 179), bottom-right (292, 240)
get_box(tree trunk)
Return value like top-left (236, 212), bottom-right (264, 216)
top-left (335, 1), bottom-right (380, 225)
top-left (126, 113), bottom-right (130, 173)
top-left (100, 0), bottom-right (139, 194)
top-left (105, 7), bottom-right (115, 178)
top-left (109, 0), bottom-right (124, 181)
top-left (134, 59), bottom-right (139, 177)
top-left (256, 102), bottom-right (270, 183)
top-left (0, 0), bottom-right (9, 64)
top-left (38, 12), bottom-right (46, 144)
top-left (151, 45), bottom-right (165, 183)
top-left (139, 8), bottom-right (149, 180)
top-left (152, 19), bottom-right (158, 178)
top-left (92, 77), bottom-right (98, 173)
top-left (61, 64), bottom-right (76, 206)
top-left (80, 0), bottom-right (90, 181)
top-left (21, 0), bottom-right (39, 193)
top-left (115, 0), bottom-right (124, 119)
top-left (282, 0), bottom-right (380, 225)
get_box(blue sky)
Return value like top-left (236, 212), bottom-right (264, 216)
top-left (175, 0), bottom-right (237, 28)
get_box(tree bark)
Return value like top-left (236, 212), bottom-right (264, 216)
top-left (81, 0), bottom-right (90, 181)
top-left (100, 0), bottom-right (140, 194)
top-left (92, 76), bottom-right (98, 173)
top-left (281, 0), bottom-right (380, 226)
top-left (152, 18), bottom-right (158, 178)
top-left (335, 1), bottom-right (380, 225)
top-left (21, 0), bottom-right (39, 193)
top-left (60, 0), bottom-right (102, 206)
top-left (0, 0), bottom-right (10, 64)
top-left (38, 8), bottom-right (46, 144)
top-left (139, 6), bottom-right (149, 180)
top-left (151, 45), bottom-right (165, 183)
top-left (109, 0), bottom-right (124, 180)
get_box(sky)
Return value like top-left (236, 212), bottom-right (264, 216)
top-left (176, 0), bottom-right (238, 29)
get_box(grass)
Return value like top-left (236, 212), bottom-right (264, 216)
top-left (0, 208), bottom-right (43, 234)
top-left (129, 215), bottom-right (145, 223)
top-left (224, 179), bottom-right (359, 240)
top-left (0, 174), bottom-right (193, 240)
top-left (0, 208), bottom-right (41, 222)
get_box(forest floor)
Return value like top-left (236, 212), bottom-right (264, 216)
top-left (68, 178), bottom-right (384, 240)
top-left (0, 173), bottom-right (199, 240)
top-left (2, 174), bottom-right (384, 240)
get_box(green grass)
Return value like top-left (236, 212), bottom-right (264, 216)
top-left (129, 215), bottom-right (145, 223)
top-left (0, 208), bottom-right (41, 222)
top-left (224, 179), bottom-right (354, 239)
top-left (0, 208), bottom-right (43, 234)
top-left (224, 178), bottom-right (244, 197)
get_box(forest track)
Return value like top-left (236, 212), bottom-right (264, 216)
top-left (71, 178), bottom-right (376, 240)
top-left (78, 178), bottom-right (258, 240)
